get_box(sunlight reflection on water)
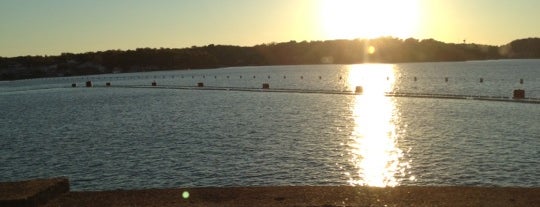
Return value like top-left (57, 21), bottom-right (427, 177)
top-left (345, 64), bottom-right (413, 187)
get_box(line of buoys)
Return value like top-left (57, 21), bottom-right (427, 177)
top-left (67, 75), bottom-right (529, 89)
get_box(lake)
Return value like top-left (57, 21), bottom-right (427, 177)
top-left (1, 59), bottom-right (539, 190)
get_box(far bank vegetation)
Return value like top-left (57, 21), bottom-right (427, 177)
top-left (1, 37), bottom-right (540, 80)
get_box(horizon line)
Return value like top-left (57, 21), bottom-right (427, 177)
top-left (2, 36), bottom-right (538, 58)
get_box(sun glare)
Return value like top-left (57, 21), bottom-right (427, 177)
top-left (345, 64), bottom-right (412, 187)
top-left (319, 0), bottom-right (420, 40)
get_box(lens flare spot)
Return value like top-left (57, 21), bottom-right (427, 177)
top-left (368, 46), bottom-right (376, 54)
top-left (182, 191), bottom-right (190, 199)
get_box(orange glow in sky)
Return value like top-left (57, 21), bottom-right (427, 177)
top-left (0, 0), bottom-right (539, 57)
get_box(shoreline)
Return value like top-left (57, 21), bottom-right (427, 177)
top-left (2, 178), bottom-right (539, 207)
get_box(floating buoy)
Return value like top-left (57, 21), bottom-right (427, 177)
top-left (227, 76), bottom-right (230, 79)
top-left (319, 76), bottom-right (322, 80)
top-left (300, 76), bottom-right (304, 79)
top-left (151, 81), bottom-right (157, 86)
top-left (283, 75), bottom-right (286, 79)
top-left (513, 89), bottom-right (525, 99)
top-left (214, 76), bottom-right (217, 79)
top-left (339, 76), bottom-right (342, 80)
top-left (197, 82), bottom-right (204, 87)
top-left (203, 75), bottom-right (205, 79)
top-left (262, 83), bottom-right (270, 89)
top-left (240, 75), bottom-right (242, 79)
top-left (413, 77), bottom-right (417, 81)
top-left (71, 83), bottom-right (77, 87)
top-left (85, 81), bottom-right (92, 87)
top-left (386, 76), bottom-right (389, 81)
top-left (106, 82), bottom-right (111, 87)
top-left (480, 78), bottom-right (483, 83)
top-left (253, 75), bottom-right (256, 79)
top-left (268, 75), bottom-right (271, 79)
top-left (445, 77), bottom-right (448, 82)
top-left (520, 79), bottom-right (524, 84)
top-left (355, 86), bottom-right (363, 94)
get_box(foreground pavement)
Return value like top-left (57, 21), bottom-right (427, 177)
top-left (2, 178), bottom-right (539, 207)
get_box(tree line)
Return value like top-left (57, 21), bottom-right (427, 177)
top-left (1, 37), bottom-right (539, 80)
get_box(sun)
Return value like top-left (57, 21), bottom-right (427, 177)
top-left (318, 0), bottom-right (420, 40)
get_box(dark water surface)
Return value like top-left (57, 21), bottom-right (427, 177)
top-left (1, 60), bottom-right (539, 190)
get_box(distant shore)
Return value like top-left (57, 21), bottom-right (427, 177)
top-left (2, 37), bottom-right (540, 81)
top-left (2, 178), bottom-right (539, 207)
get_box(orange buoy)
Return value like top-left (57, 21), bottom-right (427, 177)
top-left (513, 89), bottom-right (525, 99)
top-left (355, 86), bottom-right (363, 94)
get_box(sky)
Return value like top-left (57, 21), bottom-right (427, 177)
top-left (1, 0), bottom-right (539, 57)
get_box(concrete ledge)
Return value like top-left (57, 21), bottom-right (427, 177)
top-left (44, 185), bottom-right (539, 207)
top-left (0, 177), bottom-right (69, 207)
top-left (2, 178), bottom-right (539, 207)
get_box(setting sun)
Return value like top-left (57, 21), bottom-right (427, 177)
top-left (318, 0), bottom-right (420, 40)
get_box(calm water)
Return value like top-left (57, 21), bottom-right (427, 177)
top-left (1, 60), bottom-right (539, 190)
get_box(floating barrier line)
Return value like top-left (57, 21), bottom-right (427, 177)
top-left (93, 85), bottom-right (540, 104)
top-left (385, 92), bottom-right (538, 103)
